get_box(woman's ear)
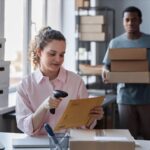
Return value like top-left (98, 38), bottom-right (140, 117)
top-left (36, 48), bottom-right (42, 57)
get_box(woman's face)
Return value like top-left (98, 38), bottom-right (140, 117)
top-left (38, 40), bottom-right (66, 75)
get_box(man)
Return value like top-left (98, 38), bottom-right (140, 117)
top-left (102, 6), bottom-right (150, 139)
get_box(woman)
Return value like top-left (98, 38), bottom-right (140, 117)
top-left (16, 26), bottom-right (104, 135)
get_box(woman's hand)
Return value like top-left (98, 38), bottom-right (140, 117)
top-left (32, 96), bottom-right (62, 131)
top-left (86, 106), bottom-right (104, 128)
top-left (43, 96), bottom-right (62, 110)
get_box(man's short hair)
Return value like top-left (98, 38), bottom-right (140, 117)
top-left (122, 6), bottom-right (142, 20)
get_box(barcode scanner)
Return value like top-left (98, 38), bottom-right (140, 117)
top-left (50, 90), bottom-right (68, 114)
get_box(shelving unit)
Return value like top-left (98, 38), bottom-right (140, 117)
top-left (0, 38), bottom-right (10, 107)
top-left (75, 6), bottom-right (115, 91)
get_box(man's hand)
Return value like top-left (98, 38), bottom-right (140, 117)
top-left (101, 66), bottom-right (110, 84)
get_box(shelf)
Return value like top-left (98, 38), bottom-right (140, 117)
top-left (79, 64), bottom-right (102, 75)
top-left (75, 6), bottom-right (115, 90)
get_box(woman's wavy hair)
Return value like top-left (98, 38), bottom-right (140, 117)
top-left (29, 26), bottom-right (66, 69)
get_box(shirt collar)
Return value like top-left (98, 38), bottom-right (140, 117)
top-left (56, 66), bottom-right (67, 84)
top-left (34, 67), bottom-right (67, 84)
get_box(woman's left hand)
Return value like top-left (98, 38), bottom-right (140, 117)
top-left (86, 106), bottom-right (104, 128)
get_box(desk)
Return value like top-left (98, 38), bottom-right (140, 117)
top-left (0, 132), bottom-right (49, 150)
top-left (0, 132), bottom-right (150, 150)
top-left (0, 106), bottom-right (15, 115)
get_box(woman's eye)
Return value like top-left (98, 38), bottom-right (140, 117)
top-left (48, 52), bottom-right (55, 56)
top-left (60, 54), bottom-right (64, 57)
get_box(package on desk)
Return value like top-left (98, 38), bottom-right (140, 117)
top-left (0, 60), bottom-right (10, 87)
top-left (70, 129), bottom-right (135, 150)
top-left (0, 38), bottom-right (6, 60)
top-left (0, 84), bottom-right (9, 107)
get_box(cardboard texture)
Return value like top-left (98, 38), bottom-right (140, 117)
top-left (109, 48), bottom-right (147, 60)
top-left (79, 64), bottom-right (102, 75)
top-left (107, 72), bottom-right (150, 83)
top-left (111, 60), bottom-right (149, 72)
top-left (70, 129), bottom-right (135, 150)
top-left (54, 96), bottom-right (104, 131)
top-left (75, 0), bottom-right (90, 9)
top-left (80, 32), bottom-right (105, 41)
top-left (80, 24), bottom-right (104, 32)
top-left (75, 0), bottom-right (84, 9)
top-left (83, 0), bottom-right (90, 7)
top-left (80, 15), bottom-right (104, 24)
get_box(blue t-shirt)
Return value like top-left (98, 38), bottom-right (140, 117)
top-left (103, 32), bottom-right (150, 105)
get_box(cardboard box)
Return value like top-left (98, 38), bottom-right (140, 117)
top-left (83, 0), bottom-right (90, 7)
top-left (80, 15), bottom-right (104, 24)
top-left (80, 24), bottom-right (104, 32)
top-left (80, 32), bottom-right (105, 41)
top-left (70, 129), bottom-right (135, 150)
top-left (0, 85), bottom-right (9, 107)
top-left (75, 0), bottom-right (84, 9)
top-left (0, 38), bottom-right (6, 60)
top-left (111, 60), bottom-right (149, 72)
top-left (0, 61), bottom-right (10, 87)
top-left (107, 72), bottom-right (150, 83)
top-left (109, 48), bottom-right (147, 60)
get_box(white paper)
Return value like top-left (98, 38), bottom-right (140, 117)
top-left (94, 136), bottom-right (129, 141)
top-left (12, 135), bottom-right (49, 148)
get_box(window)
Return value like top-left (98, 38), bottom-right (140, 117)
top-left (5, 0), bottom-right (23, 88)
top-left (5, 0), bottom-right (43, 89)
top-left (31, 0), bottom-right (43, 38)
top-left (2, 0), bottom-right (67, 109)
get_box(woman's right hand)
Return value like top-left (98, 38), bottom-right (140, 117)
top-left (43, 96), bottom-right (62, 110)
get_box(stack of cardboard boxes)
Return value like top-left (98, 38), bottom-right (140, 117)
top-left (79, 15), bottom-right (105, 41)
top-left (0, 37), bottom-right (10, 107)
top-left (107, 48), bottom-right (150, 83)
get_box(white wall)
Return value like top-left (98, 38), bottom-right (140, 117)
top-left (61, 0), bottom-right (76, 72)
top-left (47, 0), bottom-right (76, 72)
top-left (47, 0), bottom-right (62, 30)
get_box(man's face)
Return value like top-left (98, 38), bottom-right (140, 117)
top-left (123, 12), bottom-right (141, 34)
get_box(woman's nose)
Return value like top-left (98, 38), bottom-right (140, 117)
top-left (54, 55), bottom-right (61, 62)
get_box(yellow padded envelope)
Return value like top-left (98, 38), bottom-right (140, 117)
top-left (54, 96), bottom-right (104, 131)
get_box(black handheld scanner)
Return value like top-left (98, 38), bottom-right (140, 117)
top-left (50, 90), bottom-right (68, 114)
